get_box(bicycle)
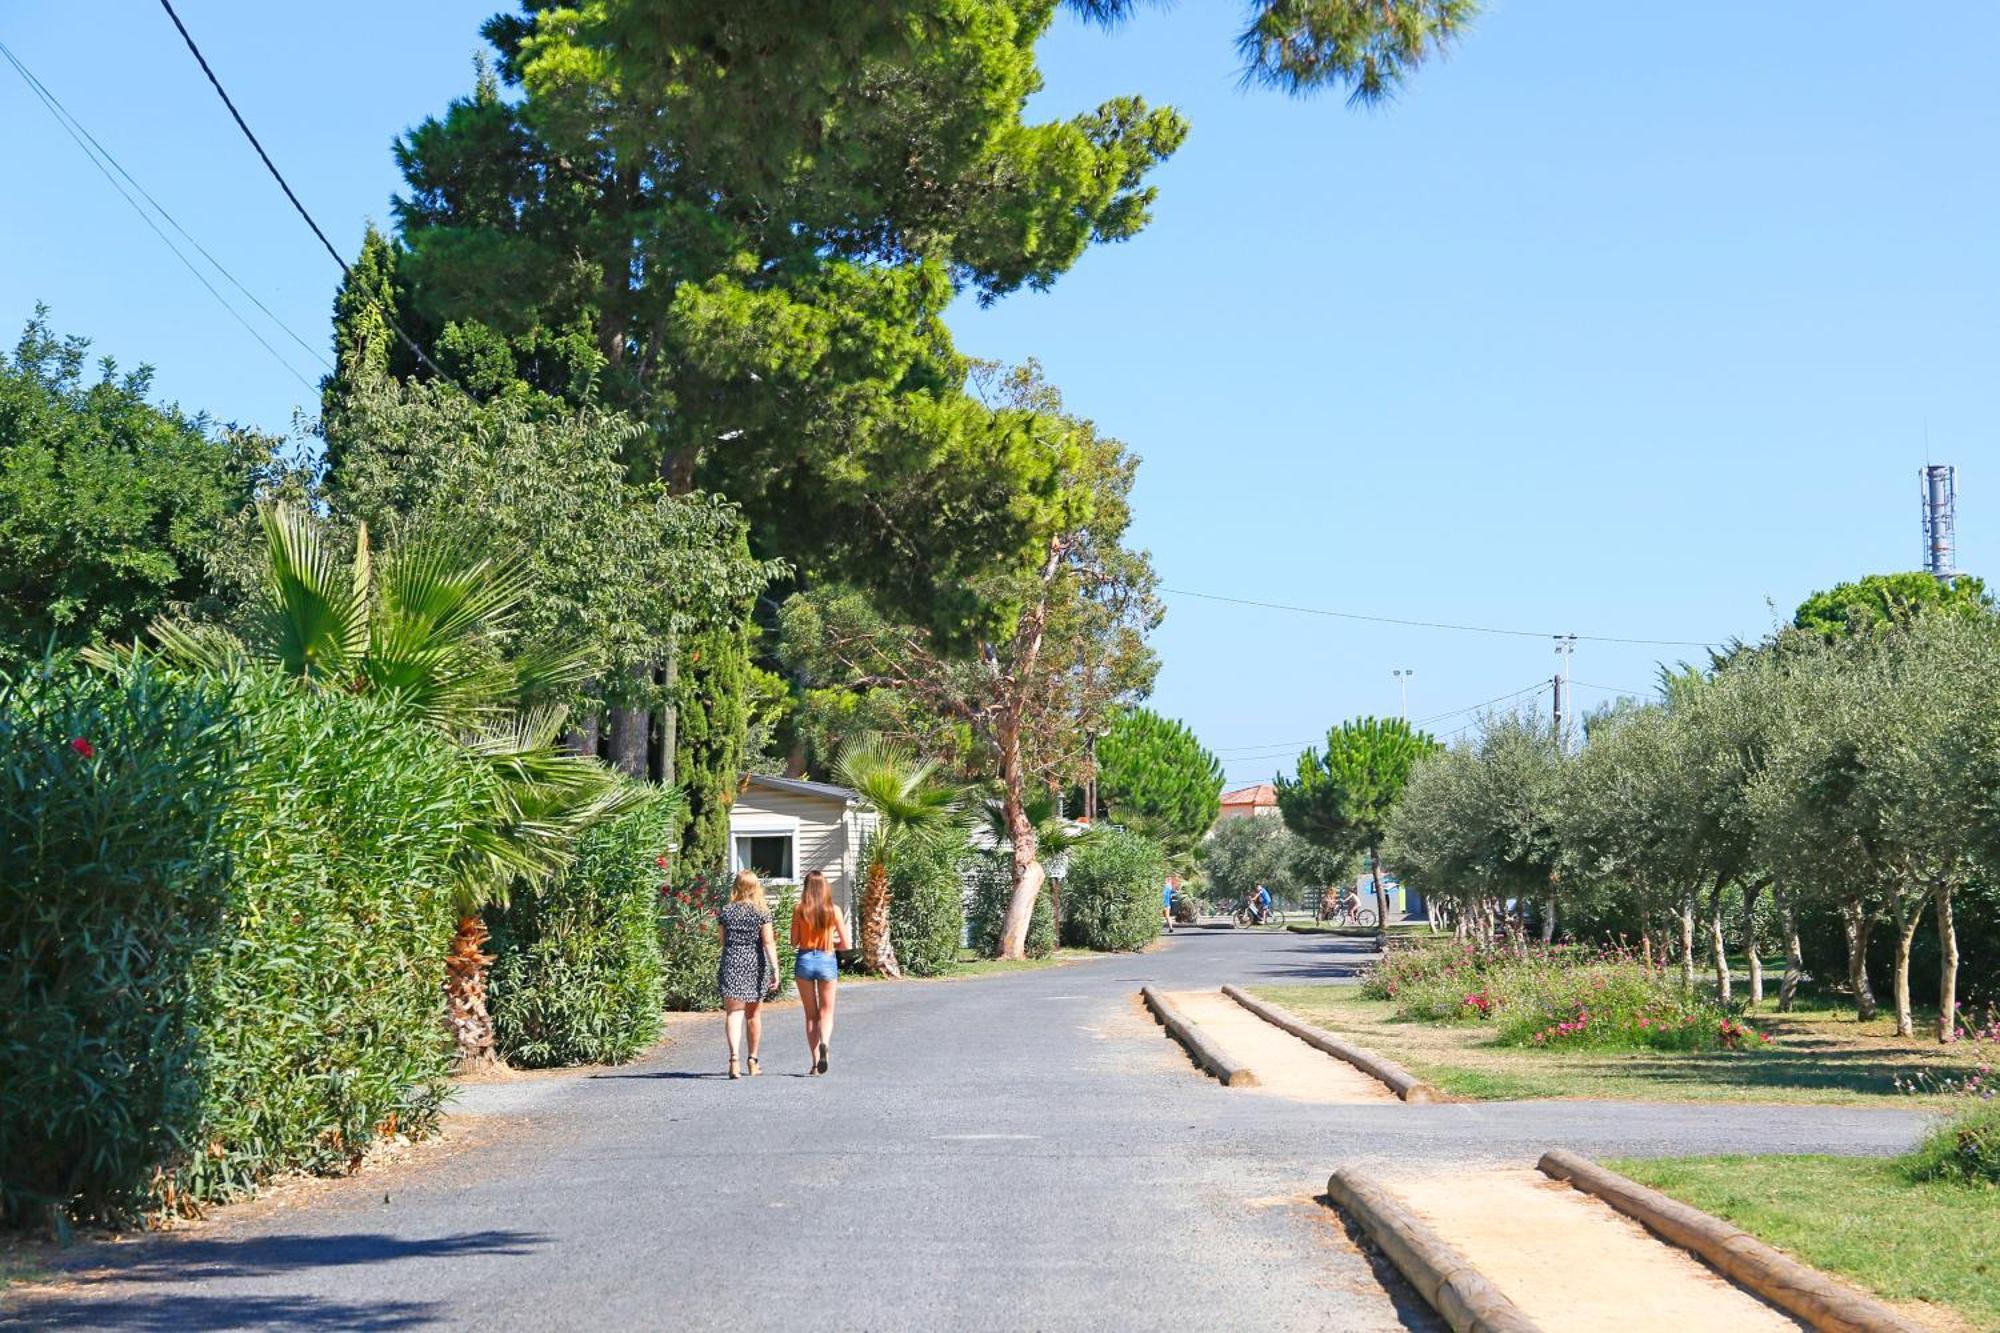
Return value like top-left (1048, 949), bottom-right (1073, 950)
top-left (1235, 902), bottom-right (1288, 929)
top-left (1319, 895), bottom-right (1377, 929)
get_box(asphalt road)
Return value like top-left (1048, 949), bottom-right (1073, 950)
top-left (4, 929), bottom-right (1928, 1332)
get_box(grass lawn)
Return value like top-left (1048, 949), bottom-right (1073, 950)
top-left (944, 947), bottom-right (1094, 978)
top-left (1251, 984), bottom-right (1984, 1105)
top-left (1606, 1155), bottom-right (1998, 1330)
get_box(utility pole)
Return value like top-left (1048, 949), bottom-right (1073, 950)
top-left (1551, 635), bottom-right (1576, 751)
top-left (1392, 668), bottom-right (1414, 722)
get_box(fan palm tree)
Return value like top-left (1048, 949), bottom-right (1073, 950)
top-left (980, 789), bottom-right (1097, 931)
top-left (138, 504), bottom-right (631, 1065)
top-left (836, 738), bottom-right (965, 978)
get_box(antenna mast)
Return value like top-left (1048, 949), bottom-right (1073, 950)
top-left (1921, 465), bottom-right (1957, 586)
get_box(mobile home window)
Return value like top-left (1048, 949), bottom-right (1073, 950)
top-left (734, 833), bottom-right (795, 882)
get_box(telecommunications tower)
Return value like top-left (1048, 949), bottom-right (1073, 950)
top-left (1921, 465), bottom-right (1957, 586)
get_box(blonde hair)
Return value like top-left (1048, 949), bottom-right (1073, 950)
top-left (730, 869), bottom-right (769, 913)
top-left (793, 870), bottom-right (835, 943)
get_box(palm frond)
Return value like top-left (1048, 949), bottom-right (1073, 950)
top-left (253, 504), bottom-right (368, 683)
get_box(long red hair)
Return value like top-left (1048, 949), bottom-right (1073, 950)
top-left (793, 870), bottom-right (835, 944)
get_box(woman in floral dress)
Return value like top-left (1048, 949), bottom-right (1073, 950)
top-left (717, 870), bottom-right (781, 1078)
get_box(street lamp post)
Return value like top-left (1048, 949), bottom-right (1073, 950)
top-left (1392, 668), bottom-right (1414, 722)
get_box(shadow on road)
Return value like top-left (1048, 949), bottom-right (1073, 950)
top-left (6, 1230), bottom-right (546, 1330)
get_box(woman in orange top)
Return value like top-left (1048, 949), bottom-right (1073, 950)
top-left (790, 870), bottom-right (849, 1075)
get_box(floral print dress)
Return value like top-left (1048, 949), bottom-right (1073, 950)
top-left (716, 901), bottom-right (774, 1001)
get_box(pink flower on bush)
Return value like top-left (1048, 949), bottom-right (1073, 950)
top-left (69, 737), bottom-right (95, 758)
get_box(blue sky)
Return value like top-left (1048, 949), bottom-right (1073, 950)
top-left (4, 2), bottom-right (1995, 785)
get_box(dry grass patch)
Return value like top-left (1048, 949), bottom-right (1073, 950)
top-left (1253, 984), bottom-right (1985, 1105)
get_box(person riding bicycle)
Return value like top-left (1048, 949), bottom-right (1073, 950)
top-left (1249, 883), bottom-right (1272, 924)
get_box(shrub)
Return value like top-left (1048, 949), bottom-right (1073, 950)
top-left (659, 867), bottom-right (796, 1010)
top-left (968, 853), bottom-right (1055, 959)
top-left (1061, 830), bottom-right (1166, 953)
top-left (1905, 1101), bottom-right (2000, 1188)
top-left (0, 659), bottom-right (237, 1229)
top-left (1365, 938), bottom-right (1764, 1054)
top-left (180, 678), bottom-right (482, 1207)
top-left (490, 790), bottom-right (671, 1067)
top-left (1, 663), bottom-right (485, 1228)
top-left (889, 838), bottom-right (968, 977)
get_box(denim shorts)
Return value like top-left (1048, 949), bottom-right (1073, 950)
top-left (795, 949), bottom-right (838, 982)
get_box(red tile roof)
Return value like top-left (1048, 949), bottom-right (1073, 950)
top-left (1220, 782), bottom-right (1278, 806)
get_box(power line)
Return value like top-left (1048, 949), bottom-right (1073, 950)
top-left (1161, 586), bottom-right (1716, 649)
top-left (154, 0), bottom-right (453, 384)
top-left (1215, 678), bottom-right (1553, 764)
top-left (0, 38), bottom-right (329, 375)
top-left (0, 39), bottom-right (319, 391)
top-left (1573, 679), bottom-right (1654, 697)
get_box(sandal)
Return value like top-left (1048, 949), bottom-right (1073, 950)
top-left (728, 1057), bottom-right (741, 1080)
top-left (747, 1055), bottom-right (761, 1077)
top-left (816, 1042), bottom-right (829, 1075)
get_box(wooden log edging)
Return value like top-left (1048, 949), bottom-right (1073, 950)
top-left (1537, 1150), bottom-right (1924, 1333)
top-left (1220, 985), bottom-right (1441, 1102)
top-left (1325, 1167), bottom-right (1543, 1333)
top-left (1140, 986), bottom-right (1258, 1087)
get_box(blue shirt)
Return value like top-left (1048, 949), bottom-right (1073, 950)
top-left (1255, 887), bottom-right (1271, 908)
top-left (1163, 882), bottom-right (1175, 907)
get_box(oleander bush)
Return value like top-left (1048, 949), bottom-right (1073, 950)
top-left (490, 789), bottom-right (673, 1067)
top-left (1060, 830), bottom-right (1166, 953)
top-left (658, 866), bottom-right (796, 1009)
top-left (889, 838), bottom-right (969, 977)
top-left (1, 663), bottom-right (484, 1228)
top-left (179, 677), bottom-right (481, 1207)
top-left (0, 659), bottom-right (237, 1229)
top-left (968, 853), bottom-right (1055, 959)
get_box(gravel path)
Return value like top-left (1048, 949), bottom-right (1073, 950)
top-left (3, 929), bottom-right (1929, 1331)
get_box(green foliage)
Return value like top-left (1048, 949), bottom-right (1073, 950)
top-left (1278, 716), bottom-right (1440, 870)
top-left (1, 659), bottom-right (489, 1228)
top-left (673, 618), bottom-right (754, 871)
top-left (656, 869), bottom-right (795, 1010)
top-left (1061, 829), bottom-right (1166, 953)
top-left (1794, 571), bottom-right (1992, 640)
top-left (1095, 707), bottom-right (1223, 858)
top-left (1198, 813), bottom-right (1350, 909)
top-left (888, 838), bottom-right (969, 978)
top-left (185, 678), bottom-right (481, 1205)
top-left (1905, 1100), bottom-right (2000, 1187)
top-left (490, 789), bottom-right (676, 1068)
top-left (969, 853), bottom-right (1054, 959)
top-left (0, 309), bottom-right (280, 667)
top-left (0, 658), bottom-right (237, 1228)
top-left (325, 376), bottom-right (778, 720)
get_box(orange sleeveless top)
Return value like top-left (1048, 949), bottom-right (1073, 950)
top-left (792, 902), bottom-right (839, 952)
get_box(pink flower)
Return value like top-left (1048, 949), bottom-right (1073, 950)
top-left (69, 737), bottom-right (95, 759)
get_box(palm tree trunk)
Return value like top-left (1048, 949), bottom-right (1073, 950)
top-left (861, 860), bottom-right (900, 978)
top-left (445, 913), bottom-right (497, 1069)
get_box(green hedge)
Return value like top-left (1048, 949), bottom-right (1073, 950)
top-left (178, 677), bottom-right (479, 1207)
top-left (1061, 830), bottom-right (1166, 952)
top-left (889, 839), bottom-right (967, 977)
top-left (659, 868), bottom-right (796, 1010)
top-left (490, 790), bottom-right (670, 1068)
top-left (0, 660), bottom-right (237, 1228)
top-left (1, 663), bottom-right (481, 1227)
top-left (967, 853), bottom-right (1056, 959)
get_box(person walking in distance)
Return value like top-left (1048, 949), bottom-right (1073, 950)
top-left (718, 870), bottom-right (781, 1079)
top-left (1162, 874), bottom-right (1177, 934)
top-left (791, 870), bottom-right (850, 1075)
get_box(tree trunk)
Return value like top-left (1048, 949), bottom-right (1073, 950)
top-left (1840, 898), bottom-right (1877, 1021)
top-left (1934, 883), bottom-right (1959, 1044)
top-left (1777, 889), bottom-right (1803, 1012)
top-left (1540, 894), bottom-right (1556, 944)
top-left (860, 859), bottom-right (900, 978)
top-left (1888, 891), bottom-right (1926, 1038)
top-left (1707, 882), bottom-right (1731, 1004)
top-left (994, 711), bottom-right (1045, 960)
top-left (564, 710), bottom-right (601, 758)
top-left (1677, 898), bottom-right (1696, 992)
top-left (608, 665), bottom-right (650, 781)
top-left (1368, 846), bottom-right (1392, 941)
top-left (1743, 881), bottom-right (1764, 1007)
top-left (444, 913), bottom-right (496, 1069)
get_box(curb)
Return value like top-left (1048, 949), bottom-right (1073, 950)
top-left (1537, 1150), bottom-right (1924, 1333)
top-left (1221, 985), bottom-right (1441, 1102)
top-left (1325, 1167), bottom-right (1542, 1333)
top-left (1140, 986), bottom-right (1258, 1087)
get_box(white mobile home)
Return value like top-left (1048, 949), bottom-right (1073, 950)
top-left (727, 773), bottom-right (877, 916)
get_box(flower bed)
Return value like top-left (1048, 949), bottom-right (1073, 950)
top-left (1365, 938), bottom-right (1765, 1054)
